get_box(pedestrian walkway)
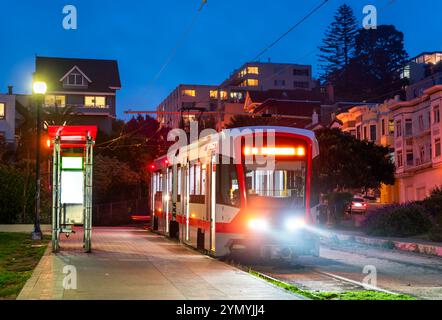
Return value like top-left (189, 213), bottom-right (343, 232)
top-left (18, 227), bottom-right (300, 300)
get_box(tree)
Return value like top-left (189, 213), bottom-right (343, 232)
top-left (348, 24), bottom-right (409, 101)
top-left (354, 25), bottom-right (408, 83)
top-left (93, 155), bottom-right (141, 204)
top-left (318, 4), bottom-right (358, 83)
top-left (314, 128), bottom-right (395, 194)
top-left (95, 115), bottom-right (171, 204)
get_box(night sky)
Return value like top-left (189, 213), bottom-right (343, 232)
top-left (0, 0), bottom-right (440, 119)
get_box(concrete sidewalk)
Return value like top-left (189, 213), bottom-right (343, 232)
top-left (18, 227), bottom-right (300, 300)
top-left (322, 228), bottom-right (442, 257)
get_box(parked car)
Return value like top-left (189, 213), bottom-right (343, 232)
top-left (346, 196), bottom-right (368, 214)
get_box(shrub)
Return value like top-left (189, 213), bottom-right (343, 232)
top-left (326, 192), bottom-right (353, 225)
top-left (421, 186), bottom-right (442, 225)
top-left (0, 165), bottom-right (50, 224)
top-left (429, 226), bottom-right (442, 242)
top-left (363, 203), bottom-right (432, 237)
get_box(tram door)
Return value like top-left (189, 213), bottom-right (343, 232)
top-left (209, 153), bottom-right (217, 253)
top-left (182, 164), bottom-right (190, 242)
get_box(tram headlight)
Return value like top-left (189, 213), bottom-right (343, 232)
top-left (248, 218), bottom-right (269, 231)
top-left (285, 217), bottom-right (306, 232)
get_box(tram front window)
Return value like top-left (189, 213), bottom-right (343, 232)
top-left (245, 161), bottom-right (306, 208)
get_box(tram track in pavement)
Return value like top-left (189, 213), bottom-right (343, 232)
top-left (224, 254), bottom-right (388, 297)
top-left (224, 240), bottom-right (442, 299)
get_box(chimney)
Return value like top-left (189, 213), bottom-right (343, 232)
top-left (326, 83), bottom-right (335, 103)
top-left (7, 86), bottom-right (13, 95)
top-left (312, 110), bottom-right (319, 125)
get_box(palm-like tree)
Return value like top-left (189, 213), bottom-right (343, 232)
top-left (15, 100), bottom-right (79, 222)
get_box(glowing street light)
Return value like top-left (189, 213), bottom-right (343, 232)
top-left (33, 81), bottom-right (47, 95)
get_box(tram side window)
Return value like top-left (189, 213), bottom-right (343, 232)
top-left (190, 165), bottom-right (195, 195)
top-left (189, 163), bottom-right (206, 196)
top-left (168, 168), bottom-right (172, 193)
top-left (177, 168), bottom-right (182, 196)
top-left (216, 163), bottom-right (240, 208)
top-left (195, 164), bottom-right (201, 195)
top-left (201, 164), bottom-right (207, 195)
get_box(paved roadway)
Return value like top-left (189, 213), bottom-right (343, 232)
top-left (18, 227), bottom-right (301, 300)
top-left (251, 241), bottom-right (442, 300)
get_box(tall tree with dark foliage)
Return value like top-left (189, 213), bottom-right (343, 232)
top-left (318, 4), bottom-right (358, 83)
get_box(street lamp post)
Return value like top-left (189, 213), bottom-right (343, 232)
top-left (32, 81), bottom-right (47, 241)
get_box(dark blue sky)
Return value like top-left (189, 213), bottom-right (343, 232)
top-left (0, 0), bottom-right (440, 119)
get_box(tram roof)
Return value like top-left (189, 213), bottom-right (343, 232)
top-left (154, 126), bottom-right (318, 168)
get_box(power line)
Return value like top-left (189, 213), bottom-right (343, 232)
top-left (151, 0), bottom-right (208, 83)
top-left (251, 0), bottom-right (330, 62)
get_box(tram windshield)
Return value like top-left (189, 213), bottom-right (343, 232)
top-left (245, 160), bottom-right (306, 208)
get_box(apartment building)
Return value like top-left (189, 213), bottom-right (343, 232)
top-left (402, 51), bottom-right (442, 100)
top-left (390, 84), bottom-right (442, 202)
top-left (336, 102), bottom-right (398, 203)
top-left (156, 84), bottom-right (218, 129)
top-left (34, 56), bottom-right (121, 134)
top-left (0, 86), bottom-right (16, 145)
top-left (220, 62), bottom-right (315, 93)
top-left (156, 61), bottom-right (316, 129)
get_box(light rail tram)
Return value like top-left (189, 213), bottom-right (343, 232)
top-left (149, 126), bottom-right (320, 261)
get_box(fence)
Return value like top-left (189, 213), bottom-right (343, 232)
top-left (93, 198), bottom-right (150, 226)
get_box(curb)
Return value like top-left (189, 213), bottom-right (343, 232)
top-left (322, 232), bottom-right (442, 258)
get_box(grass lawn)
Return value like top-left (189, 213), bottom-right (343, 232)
top-left (0, 232), bottom-right (49, 300)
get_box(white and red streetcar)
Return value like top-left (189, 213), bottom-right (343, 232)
top-left (149, 126), bottom-right (319, 260)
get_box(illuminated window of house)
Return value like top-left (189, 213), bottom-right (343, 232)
top-left (433, 105), bottom-right (440, 124)
top-left (182, 89), bottom-right (196, 97)
top-left (406, 150), bottom-right (414, 166)
top-left (219, 91), bottom-right (228, 100)
top-left (247, 66), bottom-right (259, 75)
top-left (436, 139), bottom-right (441, 157)
top-left (210, 90), bottom-right (218, 99)
top-left (420, 146), bottom-right (425, 161)
top-left (418, 115), bottom-right (424, 131)
top-left (230, 92), bottom-right (243, 100)
top-left (85, 96), bottom-right (106, 108)
top-left (0, 103), bottom-right (5, 120)
top-left (239, 68), bottom-right (247, 78)
top-left (45, 95), bottom-right (66, 107)
top-left (67, 72), bottom-right (84, 86)
top-left (370, 125), bottom-right (377, 141)
top-left (247, 79), bottom-right (259, 87)
top-left (396, 120), bottom-right (402, 137)
top-left (405, 119), bottom-right (413, 136)
top-left (397, 151), bottom-right (403, 167)
top-left (389, 120), bottom-right (395, 135)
